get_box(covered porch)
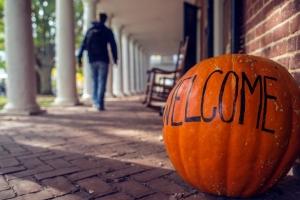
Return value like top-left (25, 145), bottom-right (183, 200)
top-left (0, 0), bottom-right (300, 199)
top-left (0, 99), bottom-right (299, 199)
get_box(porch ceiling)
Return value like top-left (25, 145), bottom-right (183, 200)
top-left (99, 0), bottom-right (191, 56)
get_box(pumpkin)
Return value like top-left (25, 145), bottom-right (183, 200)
top-left (163, 54), bottom-right (300, 197)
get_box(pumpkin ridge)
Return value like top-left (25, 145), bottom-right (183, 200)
top-left (233, 56), bottom-right (261, 196)
top-left (258, 69), bottom-right (299, 193)
top-left (241, 115), bottom-right (264, 196)
top-left (178, 125), bottom-right (191, 185)
top-left (240, 56), bottom-right (262, 196)
top-left (226, 55), bottom-right (241, 196)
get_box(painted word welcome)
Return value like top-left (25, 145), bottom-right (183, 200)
top-left (163, 69), bottom-right (278, 134)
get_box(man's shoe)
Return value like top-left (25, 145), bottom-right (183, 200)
top-left (98, 107), bottom-right (105, 111)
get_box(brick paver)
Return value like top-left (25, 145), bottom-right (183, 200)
top-left (0, 99), bottom-right (299, 199)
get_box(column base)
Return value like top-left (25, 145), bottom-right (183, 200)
top-left (53, 97), bottom-right (79, 106)
top-left (81, 93), bottom-right (93, 104)
top-left (105, 92), bottom-right (115, 98)
top-left (1, 103), bottom-right (44, 115)
top-left (130, 90), bottom-right (137, 95)
top-left (113, 92), bottom-right (125, 98)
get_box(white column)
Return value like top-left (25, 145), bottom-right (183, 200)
top-left (139, 49), bottom-right (144, 92)
top-left (121, 32), bottom-right (131, 96)
top-left (213, 0), bottom-right (224, 56)
top-left (143, 53), bottom-right (150, 90)
top-left (128, 38), bottom-right (136, 94)
top-left (134, 43), bottom-right (140, 93)
top-left (2, 0), bottom-right (41, 114)
top-left (106, 16), bottom-right (114, 97)
top-left (112, 24), bottom-right (124, 97)
top-left (54, 0), bottom-right (78, 106)
top-left (81, 0), bottom-right (98, 102)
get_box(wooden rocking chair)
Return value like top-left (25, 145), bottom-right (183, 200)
top-left (143, 37), bottom-right (189, 110)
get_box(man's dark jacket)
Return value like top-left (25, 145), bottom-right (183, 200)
top-left (78, 22), bottom-right (118, 64)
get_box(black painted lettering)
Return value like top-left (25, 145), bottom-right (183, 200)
top-left (262, 76), bottom-right (277, 133)
top-left (201, 70), bottom-right (223, 122)
top-left (185, 75), bottom-right (201, 122)
top-left (171, 80), bottom-right (185, 126)
top-left (239, 72), bottom-right (263, 129)
top-left (219, 71), bottom-right (239, 123)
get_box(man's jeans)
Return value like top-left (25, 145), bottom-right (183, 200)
top-left (90, 61), bottom-right (109, 109)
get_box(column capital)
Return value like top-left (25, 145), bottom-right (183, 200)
top-left (82, 0), bottom-right (100, 5)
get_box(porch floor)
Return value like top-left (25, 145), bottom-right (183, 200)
top-left (0, 98), bottom-right (299, 200)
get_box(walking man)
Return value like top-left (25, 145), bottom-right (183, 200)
top-left (78, 13), bottom-right (118, 111)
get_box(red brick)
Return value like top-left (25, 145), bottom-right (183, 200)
top-left (291, 71), bottom-right (300, 86)
top-left (77, 177), bottom-right (114, 197)
top-left (70, 158), bottom-right (103, 170)
top-left (9, 177), bottom-right (42, 195)
top-left (45, 159), bottom-right (72, 169)
top-left (281, 0), bottom-right (300, 20)
top-left (104, 165), bottom-right (148, 180)
top-left (265, 10), bottom-right (282, 31)
top-left (0, 176), bottom-right (9, 191)
top-left (2, 145), bottom-right (27, 154)
top-left (0, 158), bottom-right (19, 168)
top-left (116, 180), bottom-right (153, 198)
top-left (290, 14), bottom-right (300, 34)
top-left (67, 168), bottom-right (104, 181)
top-left (131, 168), bottom-right (171, 182)
top-left (262, 0), bottom-right (276, 19)
top-left (255, 22), bottom-right (266, 37)
top-left (42, 176), bottom-right (76, 196)
top-left (271, 41), bottom-right (288, 57)
top-left (276, 57), bottom-right (290, 68)
top-left (14, 189), bottom-right (53, 200)
top-left (184, 193), bottom-right (213, 200)
top-left (6, 165), bottom-right (53, 180)
top-left (140, 193), bottom-right (169, 200)
top-left (272, 22), bottom-right (289, 42)
top-left (289, 53), bottom-right (300, 70)
top-left (254, 0), bottom-right (264, 13)
top-left (260, 32), bottom-right (273, 47)
top-left (245, 30), bottom-right (255, 44)
top-left (19, 158), bottom-right (44, 168)
top-left (248, 40), bottom-right (260, 52)
top-left (0, 190), bottom-right (15, 200)
top-left (17, 151), bottom-right (53, 160)
top-left (53, 193), bottom-right (85, 200)
top-left (95, 193), bottom-right (132, 200)
top-left (35, 167), bottom-right (80, 180)
top-left (40, 153), bottom-right (64, 161)
top-left (148, 178), bottom-right (186, 195)
top-left (262, 46), bottom-right (272, 57)
top-left (0, 166), bottom-right (26, 175)
top-left (250, 11), bottom-right (264, 29)
top-left (288, 35), bottom-right (298, 52)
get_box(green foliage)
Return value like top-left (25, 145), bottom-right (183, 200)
top-left (32, 0), bottom-right (84, 48)
top-left (0, 0), bottom-right (84, 71)
top-left (0, 95), bottom-right (55, 109)
top-left (32, 0), bottom-right (56, 47)
top-left (0, 96), bottom-right (5, 109)
top-left (0, 60), bottom-right (5, 69)
top-left (0, 0), bottom-right (4, 50)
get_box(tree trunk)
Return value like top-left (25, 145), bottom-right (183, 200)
top-left (37, 67), bottom-right (53, 95)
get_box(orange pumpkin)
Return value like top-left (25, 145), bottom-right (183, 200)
top-left (163, 54), bottom-right (300, 197)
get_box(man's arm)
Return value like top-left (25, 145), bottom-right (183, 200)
top-left (77, 30), bottom-right (89, 65)
top-left (108, 30), bottom-right (118, 64)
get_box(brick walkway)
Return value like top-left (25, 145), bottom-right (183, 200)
top-left (0, 99), bottom-right (299, 200)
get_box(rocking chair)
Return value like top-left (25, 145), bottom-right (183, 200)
top-left (143, 37), bottom-right (189, 110)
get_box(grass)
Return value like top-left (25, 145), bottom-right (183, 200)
top-left (0, 95), bottom-right (55, 109)
top-left (0, 96), bottom-right (5, 109)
